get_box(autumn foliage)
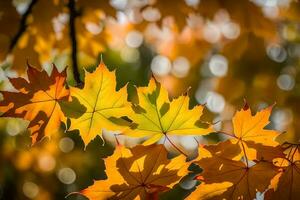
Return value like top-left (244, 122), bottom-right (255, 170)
top-left (0, 62), bottom-right (299, 199)
top-left (1, 0), bottom-right (300, 199)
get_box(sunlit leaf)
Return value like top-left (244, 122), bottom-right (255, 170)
top-left (0, 64), bottom-right (69, 144)
top-left (79, 144), bottom-right (189, 199)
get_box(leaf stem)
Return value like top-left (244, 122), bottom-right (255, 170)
top-left (289, 144), bottom-right (299, 162)
top-left (193, 137), bottom-right (199, 146)
top-left (114, 134), bottom-right (120, 146)
top-left (240, 141), bottom-right (249, 167)
top-left (217, 131), bottom-right (237, 139)
top-left (165, 135), bottom-right (188, 157)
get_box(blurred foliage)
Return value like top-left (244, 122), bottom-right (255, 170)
top-left (0, 0), bottom-right (300, 199)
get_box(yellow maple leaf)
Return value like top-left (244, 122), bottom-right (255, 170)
top-left (0, 64), bottom-right (69, 144)
top-left (78, 144), bottom-right (189, 200)
top-left (63, 62), bottom-right (132, 146)
top-left (124, 78), bottom-right (213, 148)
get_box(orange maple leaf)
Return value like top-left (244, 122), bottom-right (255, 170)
top-left (78, 144), bottom-right (189, 200)
top-left (221, 103), bottom-right (280, 161)
top-left (0, 64), bottom-right (69, 144)
top-left (189, 141), bottom-right (279, 200)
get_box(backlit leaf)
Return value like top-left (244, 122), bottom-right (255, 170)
top-left (124, 78), bottom-right (213, 147)
top-left (79, 144), bottom-right (189, 200)
top-left (0, 64), bottom-right (69, 144)
top-left (63, 62), bottom-right (132, 146)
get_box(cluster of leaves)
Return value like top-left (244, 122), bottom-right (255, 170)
top-left (0, 0), bottom-right (293, 75)
top-left (0, 0), bottom-right (115, 74)
top-left (0, 63), bottom-right (299, 199)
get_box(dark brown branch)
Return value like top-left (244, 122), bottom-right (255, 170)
top-left (9, 0), bottom-right (38, 52)
top-left (67, 0), bottom-right (82, 85)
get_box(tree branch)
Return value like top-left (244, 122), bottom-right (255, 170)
top-left (67, 0), bottom-right (82, 85)
top-left (9, 0), bottom-right (38, 52)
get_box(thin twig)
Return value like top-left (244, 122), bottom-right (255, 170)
top-left (9, 0), bottom-right (38, 52)
top-left (114, 134), bottom-right (120, 146)
top-left (67, 0), bottom-right (82, 85)
top-left (193, 137), bottom-right (200, 146)
top-left (217, 131), bottom-right (237, 138)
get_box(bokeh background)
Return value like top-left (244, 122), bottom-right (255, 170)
top-left (0, 0), bottom-right (300, 199)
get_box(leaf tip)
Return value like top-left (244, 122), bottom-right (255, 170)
top-left (269, 102), bottom-right (276, 110)
top-left (183, 86), bottom-right (192, 96)
top-left (242, 98), bottom-right (249, 111)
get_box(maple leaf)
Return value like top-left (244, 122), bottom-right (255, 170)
top-left (266, 163), bottom-right (300, 200)
top-left (246, 141), bottom-right (285, 162)
top-left (265, 144), bottom-right (300, 200)
top-left (0, 64), bottom-right (69, 144)
top-left (78, 144), bottom-right (189, 200)
top-left (222, 103), bottom-right (280, 161)
top-left (62, 62), bottom-right (132, 146)
top-left (188, 141), bottom-right (279, 200)
top-left (124, 78), bottom-right (212, 149)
